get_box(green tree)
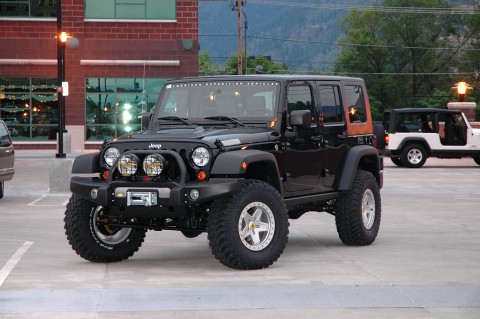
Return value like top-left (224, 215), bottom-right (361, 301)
top-left (334, 0), bottom-right (475, 118)
top-left (225, 53), bottom-right (286, 75)
top-left (199, 51), bottom-right (224, 76)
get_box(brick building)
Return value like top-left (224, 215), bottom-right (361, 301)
top-left (0, 0), bottom-right (198, 151)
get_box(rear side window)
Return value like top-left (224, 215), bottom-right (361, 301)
top-left (394, 113), bottom-right (435, 133)
top-left (317, 85), bottom-right (343, 123)
top-left (344, 85), bottom-right (367, 123)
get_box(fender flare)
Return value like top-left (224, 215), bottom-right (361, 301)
top-left (211, 149), bottom-right (282, 192)
top-left (398, 137), bottom-right (432, 153)
top-left (337, 145), bottom-right (383, 190)
top-left (71, 152), bottom-right (100, 174)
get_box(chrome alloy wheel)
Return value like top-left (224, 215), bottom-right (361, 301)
top-left (407, 148), bottom-right (423, 165)
top-left (238, 202), bottom-right (275, 251)
top-left (92, 206), bottom-right (132, 245)
top-left (362, 189), bottom-right (376, 230)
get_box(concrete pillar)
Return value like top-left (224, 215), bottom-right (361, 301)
top-left (49, 158), bottom-right (73, 193)
top-left (447, 102), bottom-right (477, 122)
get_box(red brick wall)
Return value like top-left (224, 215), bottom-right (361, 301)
top-left (0, 0), bottom-right (198, 148)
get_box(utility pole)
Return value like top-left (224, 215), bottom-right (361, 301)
top-left (237, 0), bottom-right (243, 75)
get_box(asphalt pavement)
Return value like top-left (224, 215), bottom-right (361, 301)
top-left (0, 152), bottom-right (479, 319)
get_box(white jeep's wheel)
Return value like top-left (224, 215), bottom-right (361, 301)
top-left (207, 180), bottom-right (289, 270)
top-left (401, 143), bottom-right (427, 168)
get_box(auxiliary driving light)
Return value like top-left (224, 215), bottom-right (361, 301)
top-left (90, 188), bottom-right (98, 199)
top-left (143, 154), bottom-right (165, 176)
top-left (117, 154), bottom-right (139, 176)
top-left (189, 189), bottom-right (200, 200)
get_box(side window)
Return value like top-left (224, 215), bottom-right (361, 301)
top-left (287, 84), bottom-right (315, 119)
top-left (317, 85), bottom-right (342, 123)
top-left (0, 122), bottom-right (11, 144)
top-left (344, 85), bottom-right (367, 123)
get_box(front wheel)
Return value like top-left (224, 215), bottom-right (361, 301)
top-left (401, 143), bottom-right (427, 168)
top-left (64, 194), bottom-right (146, 262)
top-left (207, 180), bottom-right (289, 270)
top-left (335, 170), bottom-right (381, 246)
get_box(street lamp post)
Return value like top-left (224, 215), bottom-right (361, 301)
top-left (56, 0), bottom-right (66, 158)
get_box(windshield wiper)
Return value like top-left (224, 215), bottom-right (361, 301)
top-left (157, 116), bottom-right (192, 126)
top-left (204, 116), bottom-right (245, 127)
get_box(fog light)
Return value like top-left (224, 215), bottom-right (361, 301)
top-left (90, 188), bottom-right (98, 199)
top-left (189, 189), bottom-right (199, 200)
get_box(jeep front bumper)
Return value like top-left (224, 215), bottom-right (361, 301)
top-left (70, 177), bottom-right (244, 215)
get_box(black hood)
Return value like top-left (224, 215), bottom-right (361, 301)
top-left (108, 125), bottom-right (279, 149)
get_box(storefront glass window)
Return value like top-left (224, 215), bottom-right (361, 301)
top-left (85, 77), bottom-right (167, 141)
top-left (84, 0), bottom-right (175, 20)
top-left (0, 0), bottom-right (57, 18)
top-left (0, 77), bottom-right (58, 141)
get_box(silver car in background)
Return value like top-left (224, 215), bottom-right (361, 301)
top-left (0, 120), bottom-right (14, 199)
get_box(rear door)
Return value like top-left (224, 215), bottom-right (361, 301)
top-left (315, 82), bottom-right (347, 188)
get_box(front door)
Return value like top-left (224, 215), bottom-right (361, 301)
top-left (283, 81), bottom-right (322, 194)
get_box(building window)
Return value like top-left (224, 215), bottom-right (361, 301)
top-left (0, 0), bottom-right (57, 18)
top-left (84, 0), bottom-right (176, 20)
top-left (85, 77), bottom-right (168, 141)
top-left (0, 78), bottom-right (59, 141)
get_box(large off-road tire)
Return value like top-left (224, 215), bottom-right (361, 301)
top-left (207, 180), bottom-right (289, 270)
top-left (390, 157), bottom-right (404, 167)
top-left (335, 170), bottom-right (381, 246)
top-left (64, 194), bottom-right (146, 262)
top-left (400, 143), bottom-right (427, 168)
top-left (0, 181), bottom-right (4, 199)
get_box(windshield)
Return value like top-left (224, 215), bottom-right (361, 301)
top-left (154, 81), bottom-right (280, 122)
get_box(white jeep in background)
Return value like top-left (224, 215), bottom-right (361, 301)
top-left (383, 108), bottom-right (480, 168)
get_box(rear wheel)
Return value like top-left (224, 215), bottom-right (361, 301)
top-left (64, 194), bottom-right (146, 262)
top-left (401, 143), bottom-right (427, 168)
top-left (390, 157), bottom-right (404, 167)
top-left (335, 170), bottom-right (381, 245)
top-left (207, 180), bottom-right (289, 270)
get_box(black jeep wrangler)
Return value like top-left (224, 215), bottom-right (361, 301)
top-left (65, 75), bottom-right (383, 270)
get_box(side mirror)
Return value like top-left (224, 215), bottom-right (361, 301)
top-left (290, 110), bottom-right (312, 128)
top-left (141, 112), bottom-right (153, 130)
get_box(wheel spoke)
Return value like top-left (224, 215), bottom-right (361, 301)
top-left (240, 224), bottom-right (250, 239)
top-left (252, 207), bottom-right (263, 221)
top-left (256, 221), bottom-right (270, 232)
top-left (250, 231), bottom-right (261, 245)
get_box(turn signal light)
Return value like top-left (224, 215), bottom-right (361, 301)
top-left (197, 170), bottom-right (207, 181)
top-left (102, 171), bottom-right (109, 180)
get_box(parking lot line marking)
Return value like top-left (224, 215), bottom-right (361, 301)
top-left (27, 195), bottom-right (70, 207)
top-left (0, 241), bottom-right (34, 287)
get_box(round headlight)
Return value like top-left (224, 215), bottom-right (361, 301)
top-left (192, 147), bottom-right (210, 167)
top-left (104, 147), bottom-right (120, 168)
top-left (117, 154), bottom-right (138, 176)
top-left (143, 154), bottom-right (165, 176)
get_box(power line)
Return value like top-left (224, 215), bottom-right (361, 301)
top-left (199, 34), bottom-right (480, 51)
top-left (247, 0), bottom-right (479, 15)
